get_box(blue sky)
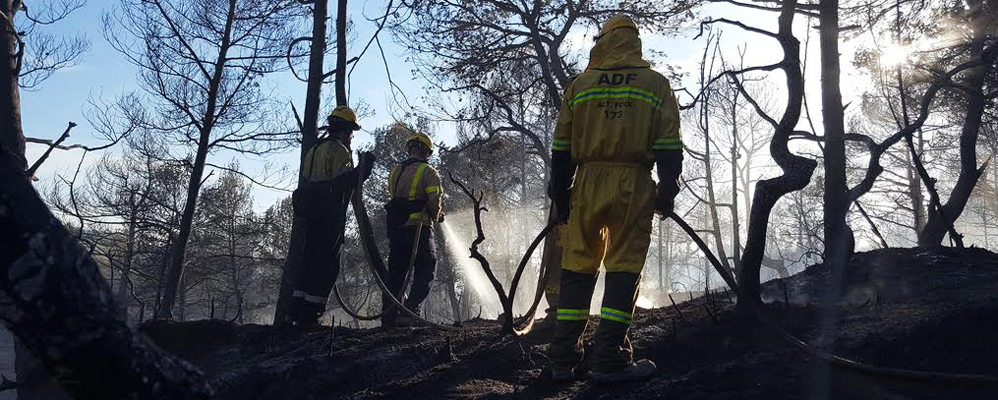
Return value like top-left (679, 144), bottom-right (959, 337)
top-left (22, 1), bottom-right (873, 211)
top-left (24, 0), bottom-right (433, 209)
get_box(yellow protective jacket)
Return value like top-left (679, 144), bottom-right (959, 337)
top-left (552, 28), bottom-right (682, 165)
top-left (388, 159), bottom-right (443, 227)
top-left (551, 25), bottom-right (683, 274)
top-left (302, 139), bottom-right (353, 182)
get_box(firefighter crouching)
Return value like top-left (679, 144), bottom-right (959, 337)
top-left (547, 15), bottom-right (684, 382)
top-left (381, 133), bottom-right (444, 327)
top-left (287, 106), bottom-right (369, 326)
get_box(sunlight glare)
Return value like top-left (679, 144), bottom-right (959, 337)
top-left (880, 44), bottom-right (910, 69)
top-left (635, 296), bottom-right (654, 309)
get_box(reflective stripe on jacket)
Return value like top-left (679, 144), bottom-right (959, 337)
top-left (552, 27), bottom-right (682, 168)
top-left (388, 159), bottom-right (443, 226)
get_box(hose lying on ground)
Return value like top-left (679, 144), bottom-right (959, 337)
top-left (339, 156), bottom-right (998, 383)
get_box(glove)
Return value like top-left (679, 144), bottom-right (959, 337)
top-left (549, 151), bottom-right (576, 224)
top-left (554, 190), bottom-right (570, 223)
top-left (654, 149), bottom-right (683, 219)
top-left (655, 182), bottom-right (679, 218)
top-left (437, 212), bottom-right (446, 223)
top-left (357, 151), bottom-right (376, 183)
top-left (547, 181), bottom-right (570, 223)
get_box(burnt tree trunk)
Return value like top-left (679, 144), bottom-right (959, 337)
top-left (820, 0), bottom-right (853, 270)
top-left (738, 0), bottom-right (817, 306)
top-left (903, 146), bottom-right (926, 232)
top-left (274, 0), bottom-right (331, 324)
top-left (0, 158), bottom-right (214, 399)
top-left (158, 0), bottom-right (238, 319)
top-left (729, 89), bottom-right (742, 276)
top-left (919, 0), bottom-right (991, 246)
top-left (0, 1), bottom-right (24, 168)
top-left (335, 0), bottom-right (348, 106)
top-left (117, 192), bottom-right (140, 319)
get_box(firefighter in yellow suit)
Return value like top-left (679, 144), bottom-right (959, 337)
top-left (381, 132), bottom-right (445, 327)
top-left (547, 15), bottom-right (683, 382)
top-left (289, 106), bottom-right (364, 326)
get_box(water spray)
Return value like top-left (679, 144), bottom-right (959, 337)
top-left (439, 217), bottom-right (503, 318)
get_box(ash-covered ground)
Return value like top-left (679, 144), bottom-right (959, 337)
top-left (145, 248), bottom-right (998, 399)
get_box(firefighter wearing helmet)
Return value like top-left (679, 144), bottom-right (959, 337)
top-left (285, 105), bottom-right (368, 326)
top-left (381, 131), bottom-right (444, 327)
top-left (547, 15), bottom-right (684, 382)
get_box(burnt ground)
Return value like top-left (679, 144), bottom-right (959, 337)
top-left (145, 248), bottom-right (998, 399)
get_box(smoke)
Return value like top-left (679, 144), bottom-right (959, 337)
top-left (437, 207), bottom-right (668, 320)
top-left (439, 219), bottom-right (504, 318)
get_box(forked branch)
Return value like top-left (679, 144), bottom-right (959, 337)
top-left (448, 172), bottom-right (515, 333)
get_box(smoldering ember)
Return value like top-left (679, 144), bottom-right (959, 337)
top-left (0, 1), bottom-right (996, 399)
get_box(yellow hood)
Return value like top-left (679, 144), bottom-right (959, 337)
top-left (585, 27), bottom-right (650, 71)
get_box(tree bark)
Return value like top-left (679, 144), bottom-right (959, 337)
top-left (820, 0), bottom-right (852, 270)
top-left (738, 0), bottom-right (817, 306)
top-left (919, 0), bottom-right (990, 246)
top-left (0, 1), bottom-right (24, 169)
top-left (335, 0), bottom-right (348, 106)
top-left (274, 0), bottom-right (331, 324)
top-left (729, 91), bottom-right (742, 276)
top-left (158, 0), bottom-right (238, 320)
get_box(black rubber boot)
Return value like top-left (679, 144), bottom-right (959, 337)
top-left (590, 359), bottom-right (658, 383)
top-left (547, 270), bottom-right (598, 382)
top-left (297, 299), bottom-right (328, 327)
top-left (394, 307), bottom-right (419, 327)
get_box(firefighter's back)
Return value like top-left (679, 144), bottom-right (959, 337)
top-left (565, 67), bottom-right (673, 168)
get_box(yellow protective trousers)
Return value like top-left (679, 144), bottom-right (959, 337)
top-left (562, 162), bottom-right (656, 274)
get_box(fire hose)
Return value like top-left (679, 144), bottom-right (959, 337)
top-left (324, 182), bottom-right (412, 322)
top-left (344, 159), bottom-right (461, 331)
top-left (333, 152), bottom-right (998, 383)
top-left (507, 220), bottom-right (560, 335)
top-left (338, 152), bottom-right (565, 332)
top-left (332, 226), bottom-right (416, 321)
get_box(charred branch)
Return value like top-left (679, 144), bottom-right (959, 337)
top-left (448, 172), bottom-right (514, 333)
top-left (25, 121), bottom-right (75, 177)
top-left (668, 293), bottom-right (687, 323)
